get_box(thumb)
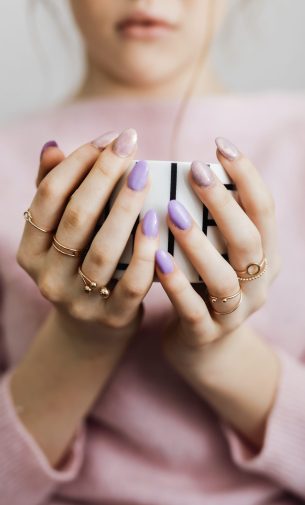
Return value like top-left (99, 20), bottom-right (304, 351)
top-left (36, 140), bottom-right (65, 188)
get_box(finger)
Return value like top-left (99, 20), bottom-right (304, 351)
top-left (81, 159), bottom-right (150, 284)
top-left (167, 200), bottom-right (243, 318)
top-left (22, 130), bottom-right (120, 256)
top-left (50, 129), bottom-right (138, 278)
top-left (36, 141), bottom-right (65, 187)
top-left (108, 209), bottom-right (159, 323)
top-left (189, 160), bottom-right (264, 273)
top-left (215, 137), bottom-right (277, 259)
top-left (155, 250), bottom-right (216, 346)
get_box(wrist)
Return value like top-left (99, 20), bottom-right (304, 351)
top-left (163, 322), bottom-right (244, 384)
top-left (10, 307), bottom-right (133, 467)
top-left (50, 307), bottom-right (137, 360)
top-left (168, 324), bottom-right (278, 390)
top-left (183, 325), bottom-right (252, 386)
top-left (165, 324), bottom-right (280, 447)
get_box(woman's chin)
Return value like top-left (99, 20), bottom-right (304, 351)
top-left (114, 62), bottom-right (181, 92)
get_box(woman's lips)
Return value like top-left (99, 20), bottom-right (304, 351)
top-left (116, 16), bottom-right (175, 40)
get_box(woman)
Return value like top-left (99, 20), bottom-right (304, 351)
top-left (0, 1), bottom-right (305, 504)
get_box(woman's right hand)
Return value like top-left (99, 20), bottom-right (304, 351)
top-left (17, 128), bottom-right (159, 344)
top-left (9, 128), bottom-right (159, 469)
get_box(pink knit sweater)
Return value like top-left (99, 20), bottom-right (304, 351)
top-left (0, 94), bottom-right (305, 505)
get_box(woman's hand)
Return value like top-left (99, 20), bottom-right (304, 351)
top-left (11, 128), bottom-right (159, 468)
top-left (155, 138), bottom-right (281, 447)
top-left (18, 128), bottom-right (159, 343)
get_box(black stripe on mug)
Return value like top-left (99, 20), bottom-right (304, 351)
top-left (167, 162), bottom-right (178, 255)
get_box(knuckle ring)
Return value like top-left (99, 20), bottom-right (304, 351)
top-left (52, 236), bottom-right (82, 257)
top-left (23, 208), bottom-right (54, 234)
top-left (99, 286), bottom-right (111, 300)
top-left (78, 266), bottom-right (111, 299)
top-left (208, 288), bottom-right (243, 315)
top-left (233, 256), bottom-right (268, 282)
top-left (78, 266), bottom-right (98, 293)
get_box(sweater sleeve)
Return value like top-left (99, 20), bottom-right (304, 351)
top-left (221, 346), bottom-right (305, 499)
top-left (0, 368), bottom-right (86, 505)
top-left (0, 268), bottom-right (86, 505)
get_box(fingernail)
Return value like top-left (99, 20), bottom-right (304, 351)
top-left (215, 137), bottom-right (240, 161)
top-left (40, 140), bottom-right (58, 160)
top-left (168, 200), bottom-right (192, 230)
top-left (113, 128), bottom-right (138, 158)
top-left (128, 160), bottom-right (149, 191)
top-left (91, 131), bottom-right (119, 150)
top-left (156, 250), bottom-right (174, 274)
top-left (142, 209), bottom-right (158, 238)
top-left (191, 160), bottom-right (214, 187)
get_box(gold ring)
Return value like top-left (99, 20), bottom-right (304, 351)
top-left (52, 236), bottom-right (82, 257)
top-left (208, 288), bottom-right (243, 315)
top-left (23, 209), bottom-right (54, 234)
top-left (78, 266), bottom-right (97, 293)
top-left (78, 266), bottom-right (111, 298)
top-left (234, 257), bottom-right (268, 282)
top-left (99, 286), bottom-right (111, 300)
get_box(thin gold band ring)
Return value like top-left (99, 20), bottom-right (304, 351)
top-left (23, 209), bottom-right (54, 234)
top-left (52, 236), bottom-right (82, 257)
top-left (208, 288), bottom-right (243, 316)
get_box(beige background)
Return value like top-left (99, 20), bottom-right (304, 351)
top-left (0, 0), bottom-right (304, 126)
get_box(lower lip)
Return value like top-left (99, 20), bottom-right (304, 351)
top-left (118, 24), bottom-right (173, 40)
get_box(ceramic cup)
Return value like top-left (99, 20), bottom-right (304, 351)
top-left (101, 160), bottom-right (235, 283)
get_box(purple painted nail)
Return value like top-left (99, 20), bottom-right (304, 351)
top-left (91, 131), bottom-right (119, 150)
top-left (191, 160), bottom-right (214, 187)
top-left (215, 137), bottom-right (240, 161)
top-left (128, 160), bottom-right (149, 191)
top-left (142, 209), bottom-right (158, 238)
top-left (113, 128), bottom-right (137, 158)
top-left (156, 250), bottom-right (174, 274)
top-left (168, 200), bottom-right (192, 230)
top-left (40, 140), bottom-right (58, 160)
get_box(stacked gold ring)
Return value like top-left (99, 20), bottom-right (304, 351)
top-left (209, 256), bottom-right (268, 316)
top-left (208, 288), bottom-right (243, 316)
top-left (52, 236), bottom-right (82, 257)
top-left (234, 257), bottom-right (268, 282)
top-left (23, 208), bottom-right (267, 310)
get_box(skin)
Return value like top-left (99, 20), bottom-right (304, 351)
top-left (11, 0), bottom-right (281, 469)
top-left (71, 0), bottom-right (227, 98)
top-left (159, 151), bottom-right (281, 446)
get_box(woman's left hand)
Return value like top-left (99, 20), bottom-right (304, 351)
top-left (155, 138), bottom-right (282, 447)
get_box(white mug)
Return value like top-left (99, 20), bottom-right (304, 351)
top-left (101, 161), bottom-right (235, 283)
